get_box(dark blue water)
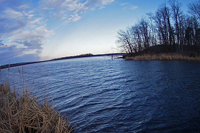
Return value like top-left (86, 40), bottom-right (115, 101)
top-left (1, 57), bottom-right (200, 133)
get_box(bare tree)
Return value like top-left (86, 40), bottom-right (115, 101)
top-left (195, 28), bottom-right (200, 45)
top-left (148, 3), bottom-right (174, 45)
top-left (188, 0), bottom-right (200, 19)
top-left (116, 29), bottom-right (135, 54)
top-left (185, 16), bottom-right (199, 45)
top-left (147, 13), bottom-right (158, 46)
top-left (130, 25), bottom-right (142, 51)
top-left (169, 0), bottom-right (183, 45)
top-left (139, 19), bottom-right (150, 49)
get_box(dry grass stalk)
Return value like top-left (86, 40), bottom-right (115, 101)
top-left (125, 53), bottom-right (200, 61)
top-left (0, 83), bottom-right (73, 133)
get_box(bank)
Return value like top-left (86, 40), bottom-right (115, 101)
top-left (0, 83), bottom-right (73, 133)
top-left (123, 45), bottom-right (200, 61)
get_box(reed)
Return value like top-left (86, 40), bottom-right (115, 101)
top-left (0, 83), bottom-right (73, 133)
top-left (125, 53), bottom-right (200, 61)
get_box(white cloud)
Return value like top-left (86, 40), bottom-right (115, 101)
top-left (0, 44), bottom-right (40, 65)
top-left (62, 0), bottom-right (84, 11)
top-left (0, 25), bottom-right (52, 65)
top-left (120, 3), bottom-right (128, 6)
top-left (0, 40), bottom-right (4, 46)
top-left (83, 0), bottom-right (114, 9)
top-left (29, 18), bottom-right (42, 25)
top-left (131, 6), bottom-right (138, 10)
top-left (9, 26), bottom-right (53, 51)
top-left (0, 9), bottom-right (27, 38)
top-left (41, 0), bottom-right (115, 23)
top-left (99, 6), bottom-right (105, 10)
top-left (18, 4), bottom-right (29, 9)
top-left (27, 17), bottom-right (45, 29)
top-left (0, 5), bottom-right (53, 65)
top-left (3, 9), bottom-right (23, 19)
top-left (23, 10), bottom-right (34, 19)
top-left (0, 44), bottom-right (24, 60)
top-left (102, 0), bottom-right (114, 5)
top-left (65, 14), bottom-right (81, 24)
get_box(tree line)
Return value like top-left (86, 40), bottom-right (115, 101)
top-left (116, 0), bottom-right (200, 54)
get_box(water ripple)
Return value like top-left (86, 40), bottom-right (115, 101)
top-left (1, 58), bottom-right (200, 132)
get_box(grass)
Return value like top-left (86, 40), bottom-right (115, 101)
top-left (0, 83), bottom-right (73, 133)
top-left (125, 53), bottom-right (200, 61)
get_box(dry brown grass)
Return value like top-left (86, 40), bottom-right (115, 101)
top-left (0, 83), bottom-right (73, 133)
top-left (125, 53), bottom-right (200, 61)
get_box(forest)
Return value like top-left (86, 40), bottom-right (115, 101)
top-left (116, 0), bottom-right (200, 56)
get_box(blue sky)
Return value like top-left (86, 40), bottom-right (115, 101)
top-left (0, 0), bottom-right (197, 65)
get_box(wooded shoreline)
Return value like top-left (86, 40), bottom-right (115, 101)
top-left (123, 44), bottom-right (200, 60)
top-left (116, 0), bottom-right (200, 59)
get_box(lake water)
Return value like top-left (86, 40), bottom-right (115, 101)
top-left (1, 56), bottom-right (200, 133)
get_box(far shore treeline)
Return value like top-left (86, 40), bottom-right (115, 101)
top-left (116, 0), bottom-right (200, 57)
top-left (0, 53), bottom-right (123, 69)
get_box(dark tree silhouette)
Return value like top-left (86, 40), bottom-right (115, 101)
top-left (116, 0), bottom-right (200, 54)
top-left (188, 0), bottom-right (200, 19)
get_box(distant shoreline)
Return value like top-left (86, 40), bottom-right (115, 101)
top-left (0, 53), bottom-right (124, 69)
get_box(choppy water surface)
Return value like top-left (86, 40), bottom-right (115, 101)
top-left (1, 57), bottom-right (200, 132)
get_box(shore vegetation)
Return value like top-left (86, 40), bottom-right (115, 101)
top-left (0, 83), bottom-right (73, 133)
top-left (125, 53), bottom-right (200, 61)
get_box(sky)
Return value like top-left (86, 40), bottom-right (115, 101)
top-left (0, 0), bottom-right (197, 65)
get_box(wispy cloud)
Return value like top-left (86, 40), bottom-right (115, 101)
top-left (83, 0), bottom-right (114, 9)
top-left (28, 18), bottom-right (43, 27)
top-left (131, 6), bottom-right (138, 10)
top-left (120, 2), bottom-right (138, 11)
top-left (41, 0), bottom-right (115, 23)
top-left (64, 14), bottom-right (81, 24)
top-left (4, 9), bottom-right (24, 19)
top-left (18, 4), bottom-right (29, 9)
top-left (120, 3), bottom-right (128, 6)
